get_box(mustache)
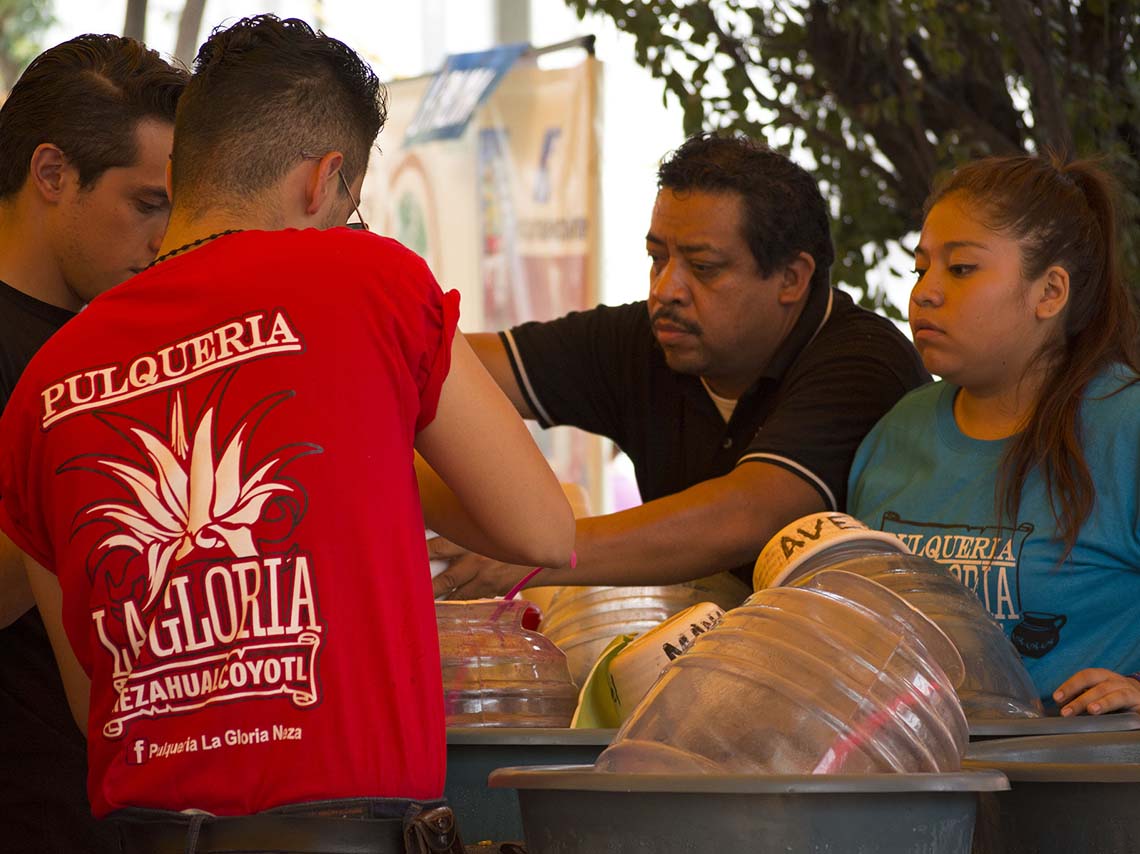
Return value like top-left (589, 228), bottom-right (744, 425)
top-left (651, 308), bottom-right (701, 336)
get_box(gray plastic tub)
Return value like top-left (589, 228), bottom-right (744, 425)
top-left (968, 710), bottom-right (1140, 740)
top-left (489, 765), bottom-right (1009, 854)
top-left (964, 731), bottom-right (1140, 854)
top-left (445, 728), bottom-right (614, 843)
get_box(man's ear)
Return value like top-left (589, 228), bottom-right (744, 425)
top-left (28, 143), bottom-right (69, 202)
top-left (1036, 265), bottom-right (1070, 321)
top-left (304, 151), bottom-right (345, 217)
top-left (165, 158), bottom-right (174, 203)
top-left (776, 251), bottom-right (816, 305)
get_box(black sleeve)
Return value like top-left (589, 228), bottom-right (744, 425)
top-left (501, 301), bottom-right (650, 446)
top-left (737, 311), bottom-right (929, 510)
top-left (0, 287), bottom-right (74, 414)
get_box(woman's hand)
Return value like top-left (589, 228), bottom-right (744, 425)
top-left (428, 535), bottom-right (531, 600)
top-left (1053, 668), bottom-right (1140, 716)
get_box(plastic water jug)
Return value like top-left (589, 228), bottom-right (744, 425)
top-left (754, 512), bottom-right (1042, 719)
top-left (540, 573), bottom-right (749, 686)
top-left (436, 599), bottom-right (578, 727)
top-left (597, 569), bottom-right (968, 774)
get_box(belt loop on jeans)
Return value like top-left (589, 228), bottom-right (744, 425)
top-left (184, 812), bottom-right (205, 854)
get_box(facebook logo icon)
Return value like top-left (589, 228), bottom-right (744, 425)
top-left (127, 738), bottom-right (148, 766)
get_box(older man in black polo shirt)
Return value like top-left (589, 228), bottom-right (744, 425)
top-left (431, 132), bottom-right (928, 597)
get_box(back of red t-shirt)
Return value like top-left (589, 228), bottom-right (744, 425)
top-left (0, 228), bottom-right (458, 816)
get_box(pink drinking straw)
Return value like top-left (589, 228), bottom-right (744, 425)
top-left (502, 566), bottom-right (547, 602)
top-left (491, 550), bottom-right (578, 622)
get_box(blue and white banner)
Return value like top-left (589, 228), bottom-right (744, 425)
top-left (404, 43), bottom-right (529, 145)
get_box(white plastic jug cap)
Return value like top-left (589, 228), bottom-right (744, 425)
top-left (609, 601), bottom-right (725, 720)
top-left (753, 512), bottom-right (910, 591)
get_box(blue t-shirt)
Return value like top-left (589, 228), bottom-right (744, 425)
top-left (848, 366), bottom-right (1140, 703)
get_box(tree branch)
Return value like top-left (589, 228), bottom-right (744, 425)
top-left (698, 5), bottom-right (905, 195)
top-left (174, 0), bottom-right (208, 67)
top-left (123, 0), bottom-right (147, 41)
top-left (991, 0), bottom-right (1073, 151)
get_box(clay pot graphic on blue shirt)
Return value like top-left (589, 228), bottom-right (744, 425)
top-left (1011, 611), bottom-right (1067, 659)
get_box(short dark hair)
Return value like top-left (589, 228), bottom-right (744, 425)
top-left (657, 133), bottom-right (835, 292)
top-left (171, 15), bottom-right (386, 214)
top-left (0, 34), bottom-right (187, 199)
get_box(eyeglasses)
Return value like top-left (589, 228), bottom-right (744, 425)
top-left (301, 150), bottom-right (369, 231)
top-left (338, 169), bottom-right (369, 231)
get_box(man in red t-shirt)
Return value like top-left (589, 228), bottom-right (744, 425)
top-left (0, 34), bottom-right (187, 853)
top-left (0, 15), bottom-right (573, 853)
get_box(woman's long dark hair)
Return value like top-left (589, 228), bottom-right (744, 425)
top-left (924, 154), bottom-right (1140, 557)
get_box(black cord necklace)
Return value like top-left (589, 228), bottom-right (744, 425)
top-left (146, 229), bottom-right (243, 270)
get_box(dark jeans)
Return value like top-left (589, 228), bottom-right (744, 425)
top-left (106, 796), bottom-right (460, 854)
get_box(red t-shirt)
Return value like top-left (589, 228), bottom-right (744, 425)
top-left (0, 229), bottom-right (458, 816)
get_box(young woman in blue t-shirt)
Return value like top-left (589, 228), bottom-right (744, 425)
top-left (848, 154), bottom-right (1140, 715)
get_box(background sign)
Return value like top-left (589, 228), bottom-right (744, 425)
top-left (404, 43), bottom-right (529, 145)
top-left (363, 52), bottom-right (604, 504)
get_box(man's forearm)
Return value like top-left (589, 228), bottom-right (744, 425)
top-left (539, 463), bottom-right (827, 588)
top-left (431, 462), bottom-right (830, 599)
top-left (0, 531), bottom-right (34, 628)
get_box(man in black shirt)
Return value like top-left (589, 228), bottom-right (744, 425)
top-left (0, 35), bottom-right (186, 852)
top-left (431, 133), bottom-right (929, 597)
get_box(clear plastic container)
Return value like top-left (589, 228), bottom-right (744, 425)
top-left (551, 621), bottom-right (670, 690)
top-left (436, 599), bottom-right (578, 727)
top-left (597, 570), bottom-right (968, 775)
top-left (752, 512), bottom-right (1042, 719)
top-left (540, 575), bottom-right (749, 686)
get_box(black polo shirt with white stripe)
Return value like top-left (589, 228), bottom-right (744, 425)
top-left (500, 284), bottom-right (929, 511)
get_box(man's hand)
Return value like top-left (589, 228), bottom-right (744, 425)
top-left (428, 536), bottom-right (532, 600)
top-left (1054, 668), bottom-right (1140, 716)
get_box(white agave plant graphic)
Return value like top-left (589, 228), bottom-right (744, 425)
top-left (89, 393), bottom-right (295, 608)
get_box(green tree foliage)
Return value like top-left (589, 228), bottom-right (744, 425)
top-left (565, 0), bottom-right (1140, 314)
top-left (0, 0), bottom-right (52, 91)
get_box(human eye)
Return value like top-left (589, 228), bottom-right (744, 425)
top-left (134, 198), bottom-right (168, 216)
top-left (688, 258), bottom-right (723, 278)
top-left (948, 264), bottom-right (976, 277)
top-left (912, 266), bottom-right (927, 282)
